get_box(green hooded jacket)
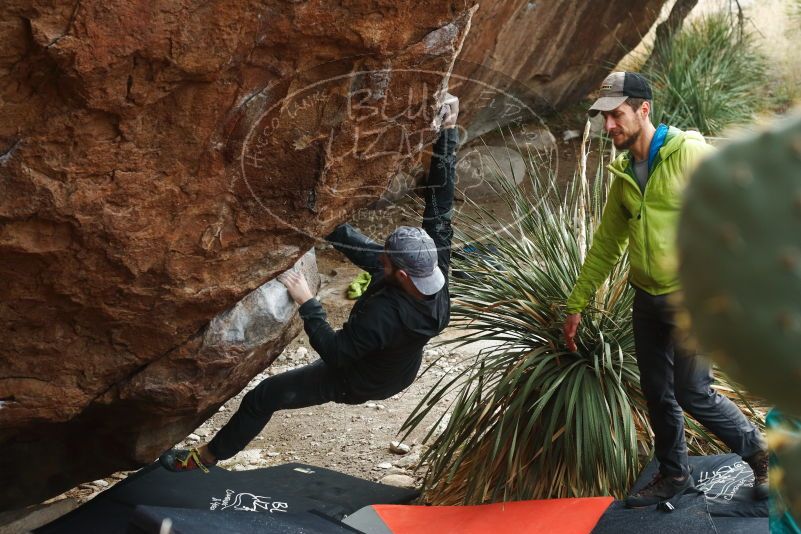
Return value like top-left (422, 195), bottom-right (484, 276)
top-left (566, 126), bottom-right (714, 314)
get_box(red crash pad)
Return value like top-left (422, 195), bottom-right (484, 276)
top-left (371, 496), bottom-right (615, 534)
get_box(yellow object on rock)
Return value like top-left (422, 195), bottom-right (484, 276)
top-left (347, 272), bottom-right (372, 299)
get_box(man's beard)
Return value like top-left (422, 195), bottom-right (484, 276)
top-left (612, 124), bottom-right (642, 150)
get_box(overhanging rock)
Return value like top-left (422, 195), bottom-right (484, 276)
top-left (0, 0), bottom-right (476, 510)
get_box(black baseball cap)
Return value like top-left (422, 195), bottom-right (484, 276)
top-left (588, 72), bottom-right (653, 116)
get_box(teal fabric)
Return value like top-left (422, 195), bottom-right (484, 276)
top-left (648, 123), bottom-right (669, 172)
top-left (767, 409), bottom-right (801, 534)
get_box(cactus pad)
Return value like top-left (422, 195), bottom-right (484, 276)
top-left (678, 115), bottom-right (801, 416)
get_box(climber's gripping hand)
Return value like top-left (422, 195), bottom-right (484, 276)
top-left (278, 269), bottom-right (314, 306)
top-left (433, 92), bottom-right (459, 131)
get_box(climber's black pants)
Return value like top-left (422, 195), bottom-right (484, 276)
top-left (632, 288), bottom-right (766, 479)
top-left (208, 359), bottom-right (353, 460)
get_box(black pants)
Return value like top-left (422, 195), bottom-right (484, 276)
top-left (633, 288), bottom-right (766, 478)
top-left (208, 360), bottom-right (353, 460)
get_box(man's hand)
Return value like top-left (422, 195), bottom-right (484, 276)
top-left (563, 313), bottom-right (581, 352)
top-left (278, 270), bottom-right (314, 305)
top-left (441, 93), bottom-right (459, 129)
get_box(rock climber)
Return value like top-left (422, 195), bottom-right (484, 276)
top-left (562, 72), bottom-right (768, 507)
top-left (159, 94), bottom-right (460, 473)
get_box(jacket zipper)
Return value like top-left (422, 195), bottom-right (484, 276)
top-left (624, 150), bottom-right (666, 281)
top-left (641, 186), bottom-right (652, 279)
top-left (622, 161), bottom-right (652, 279)
top-left (609, 132), bottom-right (675, 285)
top-left (637, 155), bottom-right (669, 280)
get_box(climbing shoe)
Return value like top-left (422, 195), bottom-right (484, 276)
top-left (159, 448), bottom-right (214, 474)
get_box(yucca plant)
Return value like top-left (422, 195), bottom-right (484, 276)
top-left (401, 133), bottom-right (763, 505)
top-left (641, 10), bottom-right (768, 136)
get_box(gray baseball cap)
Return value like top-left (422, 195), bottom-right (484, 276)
top-left (384, 226), bottom-right (445, 295)
top-left (588, 72), bottom-right (653, 117)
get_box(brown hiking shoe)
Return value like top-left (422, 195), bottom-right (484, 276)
top-left (744, 450), bottom-right (769, 500)
top-left (625, 472), bottom-right (694, 508)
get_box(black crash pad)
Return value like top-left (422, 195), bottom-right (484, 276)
top-left (128, 505), bottom-right (361, 534)
top-left (591, 454), bottom-right (767, 534)
top-left (36, 462), bottom-right (418, 534)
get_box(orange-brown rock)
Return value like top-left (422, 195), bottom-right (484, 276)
top-left (457, 0), bottom-right (666, 137)
top-left (0, 0), bottom-right (475, 510)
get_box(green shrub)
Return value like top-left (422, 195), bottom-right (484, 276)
top-left (642, 11), bottom-right (768, 135)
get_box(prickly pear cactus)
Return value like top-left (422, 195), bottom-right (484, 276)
top-left (679, 115), bottom-right (801, 521)
top-left (678, 115), bottom-right (801, 416)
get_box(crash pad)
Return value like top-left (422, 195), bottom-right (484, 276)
top-left (36, 463), bottom-right (417, 533)
top-left (590, 454), bottom-right (768, 534)
top-left (343, 497), bottom-right (615, 534)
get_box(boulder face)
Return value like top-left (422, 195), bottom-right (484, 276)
top-left (0, 0), bottom-right (667, 511)
top-left (457, 0), bottom-right (666, 138)
top-left (0, 0), bottom-right (475, 510)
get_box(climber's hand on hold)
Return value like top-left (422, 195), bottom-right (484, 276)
top-left (441, 93), bottom-right (459, 129)
top-left (278, 270), bottom-right (314, 305)
top-left (432, 92), bottom-right (459, 131)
